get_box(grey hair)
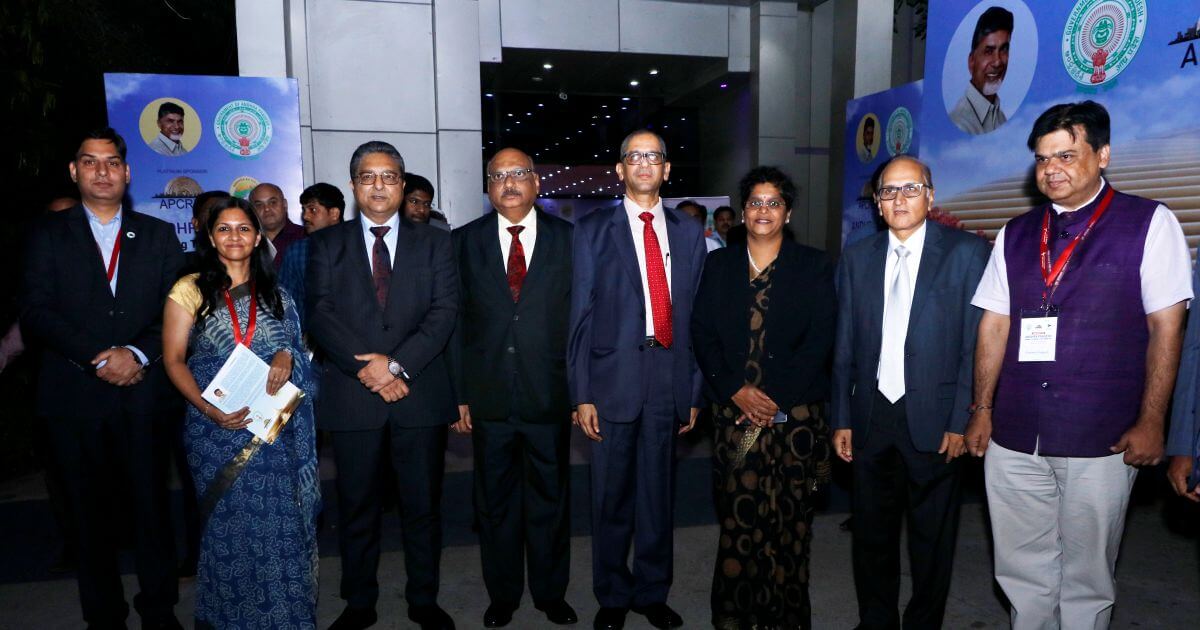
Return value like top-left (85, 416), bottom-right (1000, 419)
top-left (349, 141), bottom-right (406, 179)
top-left (874, 155), bottom-right (933, 193)
top-left (618, 129), bottom-right (668, 160)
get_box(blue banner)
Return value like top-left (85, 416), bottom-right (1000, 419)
top-left (842, 80), bottom-right (923, 248)
top-left (105, 73), bottom-right (303, 252)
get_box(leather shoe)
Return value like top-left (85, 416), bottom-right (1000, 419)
top-left (328, 606), bottom-right (377, 630)
top-left (536, 599), bottom-right (578, 625)
top-left (631, 603), bottom-right (682, 629)
top-left (409, 604), bottom-right (456, 630)
top-left (593, 607), bottom-right (628, 630)
top-left (483, 602), bottom-right (516, 627)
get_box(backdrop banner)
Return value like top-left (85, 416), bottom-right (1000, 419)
top-left (104, 73), bottom-right (303, 252)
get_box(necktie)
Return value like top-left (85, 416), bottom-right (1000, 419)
top-left (370, 225), bottom-right (391, 308)
top-left (878, 244), bottom-right (911, 403)
top-left (639, 212), bottom-right (673, 348)
top-left (506, 225), bottom-right (527, 302)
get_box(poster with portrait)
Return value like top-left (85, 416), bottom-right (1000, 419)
top-left (104, 73), bottom-right (303, 252)
top-left (841, 80), bottom-right (923, 249)
top-left (920, 0), bottom-right (1200, 244)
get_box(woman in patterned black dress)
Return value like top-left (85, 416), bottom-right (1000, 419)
top-left (692, 167), bottom-right (837, 629)
top-left (162, 198), bottom-right (320, 629)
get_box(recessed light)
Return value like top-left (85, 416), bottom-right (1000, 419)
top-left (605, 115), bottom-right (611, 119)
top-left (538, 103), bottom-right (544, 107)
top-left (629, 80), bottom-right (639, 87)
top-left (719, 83), bottom-right (728, 89)
top-left (507, 113), bottom-right (513, 117)
top-left (485, 93), bottom-right (494, 98)
top-left (621, 97), bottom-right (631, 101)
top-left (532, 76), bottom-right (543, 82)
top-left (565, 166), bottom-right (571, 170)
top-left (649, 69), bottom-right (659, 75)
top-left (621, 106), bottom-right (627, 111)
top-left (543, 63), bottom-right (553, 69)
top-left (602, 105), bottom-right (608, 109)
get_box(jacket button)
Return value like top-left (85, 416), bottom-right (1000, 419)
top-left (1040, 381), bottom-right (1049, 389)
top-left (107, 310), bottom-right (114, 317)
top-left (507, 346), bottom-right (515, 354)
top-left (513, 314), bottom-right (519, 321)
top-left (383, 324), bottom-right (391, 331)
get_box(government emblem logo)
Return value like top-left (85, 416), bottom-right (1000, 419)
top-left (1062, 0), bottom-right (1147, 86)
top-left (214, 100), bottom-right (273, 158)
top-left (886, 107), bottom-right (914, 156)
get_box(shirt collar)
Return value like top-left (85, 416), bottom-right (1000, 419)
top-left (497, 208), bottom-right (537, 230)
top-left (157, 132), bottom-right (181, 149)
top-left (964, 83), bottom-right (1000, 124)
top-left (361, 211), bottom-right (400, 231)
top-left (82, 203), bottom-right (123, 227)
top-left (1051, 177), bottom-right (1107, 214)
top-left (623, 195), bottom-right (663, 219)
top-left (887, 219), bottom-right (927, 257)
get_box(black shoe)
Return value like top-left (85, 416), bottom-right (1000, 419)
top-left (631, 603), bottom-right (682, 629)
top-left (593, 607), bottom-right (628, 630)
top-left (536, 600), bottom-right (578, 625)
top-left (328, 606), bottom-right (377, 630)
top-left (483, 602), bottom-right (516, 627)
top-left (409, 604), bottom-right (455, 630)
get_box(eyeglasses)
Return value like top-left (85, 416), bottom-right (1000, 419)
top-left (747, 199), bottom-right (786, 209)
top-left (877, 183), bottom-right (930, 200)
top-left (486, 168), bottom-right (535, 183)
top-left (354, 171), bottom-right (402, 186)
top-left (621, 151), bottom-right (666, 165)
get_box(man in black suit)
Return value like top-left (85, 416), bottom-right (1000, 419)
top-left (20, 128), bottom-right (184, 629)
top-left (831, 155), bottom-right (989, 629)
top-left (448, 148), bottom-right (577, 628)
top-left (306, 141), bottom-right (458, 630)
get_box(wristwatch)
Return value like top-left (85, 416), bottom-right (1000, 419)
top-left (387, 358), bottom-right (411, 382)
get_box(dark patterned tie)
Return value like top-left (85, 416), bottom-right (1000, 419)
top-left (370, 226), bottom-right (391, 308)
top-left (506, 226), bottom-right (527, 302)
top-left (639, 212), bottom-right (672, 348)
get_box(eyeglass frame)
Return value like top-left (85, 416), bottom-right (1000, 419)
top-left (746, 199), bottom-right (787, 209)
top-left (353, 171), bottom-right (403, 186)
top-left (486, 168), bottom-right (536, 183)
top-left (620, 150), bottom-right (667, 165)
top-left (875, 182), bottom-right (932, 201)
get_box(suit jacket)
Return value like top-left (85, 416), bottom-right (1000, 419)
top-left (1168, 256), bottom-right (1200, 459)
top-left (305, 216), bottom-right (458, 430)
top-left (567, 204), bottom-right (706, 423)
top-left (448, 210), bottom-right (573, 423)
top-left (20, 205), bottom-right (184, 419)
top-left (691, 239), bottom-right (836, 411)
top-left (831, 220), bottom-right (989, 452)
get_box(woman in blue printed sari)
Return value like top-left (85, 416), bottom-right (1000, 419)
top-left (163, 197), bottom-right (320, 629)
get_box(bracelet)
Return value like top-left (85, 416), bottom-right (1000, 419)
top-left (968, 402), bottom-right (993, 414)
top-left (202, 402), bottom-right (212, 419)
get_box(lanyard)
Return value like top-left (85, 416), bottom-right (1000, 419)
top-left (103, 231), bottom-right (122, 283)
top-left (223, 282), bottom-right (257, 347)
top-left (1038, 187), bottom-right (1114, 304)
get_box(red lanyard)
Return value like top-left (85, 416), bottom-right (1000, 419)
top-left (1039, 187), bottom-right (1114, 303)
top-left (223, 282), bottom-right (257, 347)
top-left (104, 231), bottom-right (122, 283)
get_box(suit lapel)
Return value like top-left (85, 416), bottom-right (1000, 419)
top-left (665, 210), bottom-right (689, 306)
top-left (520, 210), bottom-right (553, 299)
top-left (67, 206), bottom-right (114, 298)
top-left (346, 220), bottom-right (380, 312)
top-left (865, 231), bottom-right (889, 351)
top-left (478, 212), bottom-right (512, 301)
top-left (906, 222), bottom-right (946, 337)
top-left (610, 207), bottom-right (645, 304)
top-left (385, 218), bottom-right (417, 315)
top-left (113, 211), bottom-right (143, 304)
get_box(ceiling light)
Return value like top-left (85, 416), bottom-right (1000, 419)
top-left (485, 93), bottom-right (494, 98)
top-left (543, 63), bottom-right (553, 69)
top-left (629, 80), bottom-right (639, 87)
top-left (605, 115), bottom-right (611, 119)
top-left (719, 83), bottom-right (728, 89)
top-left (564, 166), bottom-right (571, 170)
top-left (621, 106), bottom-right (627, 110)
top-left (526, 112), bottom-right (532, 116)
top-left (507, 113), bottom-right (513, 117)
top-left (538, 103), bottom-right (544, 107)
top-left (532, 76), bottom-right (543, 82)
top-left (648, 69), bottom-right (659, 75)
top-left (621, 97), bottom-right (631, 101)
top-left (601, 105), bottom-right (608, 108)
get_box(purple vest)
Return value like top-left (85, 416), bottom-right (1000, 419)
top-left (993, 184), bottom-right (1157, 457)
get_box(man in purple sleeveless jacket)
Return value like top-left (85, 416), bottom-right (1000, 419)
top-left (966, 101), bottom-right (1192, 629)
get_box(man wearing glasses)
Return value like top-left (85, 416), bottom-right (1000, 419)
top-left (447, 148), bottom-right (578, 628)
top-left (832, 155), bottom-right (989, 629)
top-left (306, 141), bottom-right (459, 630)
top-left (568, 130), bottom-right (706, 630)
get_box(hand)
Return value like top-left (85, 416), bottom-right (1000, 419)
top-left (354, 353), bottom-right (395, 391)
top-left (1110, 421), bottom-right (1164, 466)
top-left (378, 377), bottom-right (410, 403)
top-left (965, 410), bottom-right (992, 457)
top-left (204, 403), bottom-right (251, 431)
top-left (1167, 455), bottom-right (1200, 502)
top-left (731, 384), bottom-right (778, 427)
top-left (92, 347), bottom-right (144, 386)
top-left (679, 407), bottom-right (700, 435)
top-left (832, 429), bottom-right (853, 463)
top-left (576, 403), bottom-right (601, 442)
top-left (938, 432), bottom-right (966, 463)
top-left (452, 404), bottom-right (473, 434)
top-left (266, 350), bottom-right (293, 396)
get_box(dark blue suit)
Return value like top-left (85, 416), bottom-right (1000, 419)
top-left (567, 203), bottom-right (705, 608)
top-left (1168, 256), bottom-right (1200, 483)
top-left (831, 220), bottom-right (989, 628)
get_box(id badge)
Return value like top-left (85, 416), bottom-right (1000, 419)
top-left (1019, 306), bottom-right (1059, 362)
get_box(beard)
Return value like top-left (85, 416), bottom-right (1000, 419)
top-left (981, 78), bottom-right (1003, 97)
top-left (168, 133), bottom-right (183, 142)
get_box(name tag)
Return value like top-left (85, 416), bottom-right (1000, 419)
top-left (1019, 307), bottom-right (1058, 362)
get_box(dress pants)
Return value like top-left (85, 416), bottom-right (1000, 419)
top-left (473, 415), bottom-right (570, 606)
top-left (49, 410), bottom-right (178, 626)
top-left (984, 439), bottom-right (1137, 630)
top-left (590, 345), bottom-right (677, 609)
top-left (332, 422), bottom-right (447, 609)
top-left (852, 392), bottom-right (961, 630)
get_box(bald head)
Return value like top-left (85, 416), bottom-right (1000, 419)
top-left (487, 147), bottom-right (535, 173)
top-left (487, 147), bottom-right (539, 220)
top-left (874, 155), bottom-right (933, 193)
top-left (250, 182), bottom-right (288, 235)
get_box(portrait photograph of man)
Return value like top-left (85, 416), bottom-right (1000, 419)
top-left (949, 6), bottom-right (1013, 135)
top-left (148, 101), bottom-right (191, 156)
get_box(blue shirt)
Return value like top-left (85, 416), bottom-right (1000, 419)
top-left (82, 204), bottom-right (147, 367)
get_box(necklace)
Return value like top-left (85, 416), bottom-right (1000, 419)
top-left (747, 247), bottom-right (763, 274)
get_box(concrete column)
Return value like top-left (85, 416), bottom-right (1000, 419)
top-left (750, 2), bottom-right (802, 224)
top-left (236, 0), bottom-right (288, 77)
top-left (434, 0), bottom-right (485, 228)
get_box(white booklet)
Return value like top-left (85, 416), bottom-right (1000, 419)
top-left (200, 344), bottom-right (304, 444)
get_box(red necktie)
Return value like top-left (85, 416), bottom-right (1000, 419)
top-left (370, 226), bottom-right (391, 308)
top-left (506, 225), bottom-right (527, 302)
top-left (639, 212), bottom-right (672, 348)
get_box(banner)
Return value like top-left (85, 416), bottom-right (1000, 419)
top-left (105, 73), bottom-right (303, 252)
top-left (920, 1), bottom-right (1200, 244)
top-left (841, 80), bottom-right (923, 248)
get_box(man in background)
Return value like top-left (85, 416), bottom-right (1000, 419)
top-left (250, 182), bottom-right (306, 266)
top-left (279, 182), bottom-right (344, 327)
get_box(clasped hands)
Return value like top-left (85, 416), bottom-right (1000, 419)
top-left (354, 353), bottom-right (409, 402)
top-left (91, 347), bottom-right (144, 386)
top-left (732, 384), bottom-right (778, 428)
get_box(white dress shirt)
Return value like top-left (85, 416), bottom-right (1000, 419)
top-left (882, 220), bottom-right (927, 318)
top-left (498, 208), bottom-right (537, 270)
top-left (949, 83), bottom-right (1006, 135)
top-left (360, 212), bottom-right (400, 270)
top-left (972, 179), bottom-right (1194, 315)
top-left (150, 133), bottom-right (185, 156)
top-left (624, 196), bottom-right (672, 337)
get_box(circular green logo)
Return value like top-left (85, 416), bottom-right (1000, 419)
top-left (214, 100), bottom-right (273, 158)
top-left (1062, 0), bottom-right (1146, 86)
top-left (886, 107), bottom-right (914, 156)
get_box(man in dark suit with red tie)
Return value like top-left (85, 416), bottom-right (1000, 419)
top-left (568, 130), bottom-right (707, 630)
top-left (306, 141), bottom-right (458, 630)
top-left (448, 148), bottom-right (577, 628)
top-left (21, 128), bottom-right (184, 629)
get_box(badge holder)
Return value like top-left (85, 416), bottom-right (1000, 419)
top-left (1018, 304), bottom-right (1059, 362)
